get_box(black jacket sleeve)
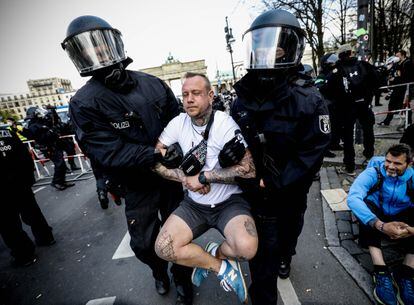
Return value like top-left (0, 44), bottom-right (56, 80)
top-left (274, 95), bottom-right (331, 187)
top-left (69, 100), bottom-right (157, 170)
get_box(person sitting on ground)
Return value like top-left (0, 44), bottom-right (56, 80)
top-left (347, 143), bottom-right (414, 305)
top-left (153, 72), bottom-right (258, 304)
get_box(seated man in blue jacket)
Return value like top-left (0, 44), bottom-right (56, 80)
top-left (348, 143), bottom-right (414, 305)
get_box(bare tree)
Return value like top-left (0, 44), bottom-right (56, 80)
top-left (325, 0), bottom-right (357, 45)
top-left (373, 0), bottom-right (412, 60)
top-left (261, 0), bottom-right (356, 70)
top-left (260, 0), bottom-right (412, 66)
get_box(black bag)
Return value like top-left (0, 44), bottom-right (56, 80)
top-left (341, 61), bottom-right (370, 100)
top-left (180, 111), bottom-right (215, 176)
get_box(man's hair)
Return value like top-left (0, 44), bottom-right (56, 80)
top-left (6, 117), bottom-right (16, 122)
top-left (386, 143), bottom-right (412, 163)
top-left (397, 50), bottom-right (407, 57)
top-left (184, 72), bottom-right (212, 91)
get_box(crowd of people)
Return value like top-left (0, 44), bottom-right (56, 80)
top-left (0, 8), bottom-right (413, 305)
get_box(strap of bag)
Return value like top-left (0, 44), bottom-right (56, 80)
top-left (202, 110), bottom-right (216, 140)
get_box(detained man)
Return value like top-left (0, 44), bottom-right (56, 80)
top-left (153, 73), bottom-right (258, 304)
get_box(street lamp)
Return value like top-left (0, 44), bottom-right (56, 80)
top-left (225, 16), bottom-right (236, 82)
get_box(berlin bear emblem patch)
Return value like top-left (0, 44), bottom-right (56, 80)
top-left (319, 115), bottom-right (331, 134)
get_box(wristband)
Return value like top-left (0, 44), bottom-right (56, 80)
top-left (380, 222), bottom-right (385, 232)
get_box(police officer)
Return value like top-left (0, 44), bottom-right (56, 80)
top-left (62, 16), bottom-right (192, 305)
top-left (315, 52), bottom-right (343, 154)
top-left (45, 106), bottom-right (80, 171)
top-left (0, 128), bottom-right (55, 267)
top-left (231, 10), bottom-right (331, 305)
top-left (6, 117), bottom-right (27, 142)
top-left (25, 106), bottom-right (75, 190)
top-left (325, 44), bottom-right (378, 175)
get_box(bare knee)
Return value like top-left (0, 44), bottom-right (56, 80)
top-left (233, 237), bottom-right (258, 261)
top-left (155, 231), bottom-right (178, 262)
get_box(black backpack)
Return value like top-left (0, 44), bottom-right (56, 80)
top-left (340, 61), bottom-right (371, 100)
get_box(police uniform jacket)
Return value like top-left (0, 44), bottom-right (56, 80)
top-left (232, 72), bottom-right (331, 190)
top-left (25, 118), bottom-right (60, 148)
top-left (0, 129), bottom-right (35, 187)
top-left (69, 71), bottom-right (180, 189)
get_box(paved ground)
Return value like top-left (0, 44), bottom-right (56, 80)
top-left (1, 175), bottom-right (372, 305)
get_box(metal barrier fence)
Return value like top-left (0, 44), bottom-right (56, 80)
top-left (24, 134), bottom-right (92, 184)
top-left (375, 81), bottom-right (413, 130)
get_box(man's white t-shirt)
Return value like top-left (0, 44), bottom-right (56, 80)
top-left (159, 111), bottom-right (246, 206)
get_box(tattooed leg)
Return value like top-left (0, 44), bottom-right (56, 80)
top-left (154, 214), bottom-right (222, 272)
top-left (220, 215), bottom-right (259, 261)
top-left (155, 231), bottom-right (177, 262)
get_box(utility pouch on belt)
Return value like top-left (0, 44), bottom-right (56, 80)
top-left (180, 111), bottom-right (215, 176)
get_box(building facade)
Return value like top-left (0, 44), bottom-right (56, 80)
top-left (0, 77), bottom-right (76, 119)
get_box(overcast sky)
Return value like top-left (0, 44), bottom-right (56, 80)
top-left (0, 0), bottom-right (260, 93)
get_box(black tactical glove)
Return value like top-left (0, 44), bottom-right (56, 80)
top-left (160, 142), bottom-right (183, 169)
top-left (218, 130), bottom-right (246, 168)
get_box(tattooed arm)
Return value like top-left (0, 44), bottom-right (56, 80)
top-left (152, 140), bottom-right (186, 183)
top-left (205, 149), bottom-right (256, 184)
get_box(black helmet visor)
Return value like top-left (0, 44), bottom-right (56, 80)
top-left (62, 29), bottom-right (126, 74)
top-left (243, 26), bottom-right (304, 69)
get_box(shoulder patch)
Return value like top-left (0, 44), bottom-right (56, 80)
top-left (319, 115), bottom-right (331, 134)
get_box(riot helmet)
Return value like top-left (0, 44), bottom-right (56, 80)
top-left (299, 64), bottom-right (315, 78)
top-left (320, 52), bottom-right (338, 73)
top-left (26, 106), bottom-right (48, 120)
top-left (62, 15), bottom-right (126, 76)
top-left (243, 9), bottom-right (305, 70)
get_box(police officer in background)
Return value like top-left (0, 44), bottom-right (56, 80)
top-left (326, 44), bottom-right (378, 176)
top-left (62, 16), bottom-right (192, 305)
top-left (231, 10), bottom-right (331, 305)
top-left (25, 106), bottom-right (75, 190)
top-left (0, 129), bottom-right (55, 267)
top-left (315, 52), bottom-right (343, 155)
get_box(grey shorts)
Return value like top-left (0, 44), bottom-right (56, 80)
top-left (172, 193), bottom-right (252, 239)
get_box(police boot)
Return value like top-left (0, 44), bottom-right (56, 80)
top-left (98, 191), bottom-right (109, 209)
top-left (51, 183), bottom-right (67, 191)
top-left (63, 181), bottom-right (75, 188)
top-left (278, 258), bottom-right (291, 279)
top-left (175, 280), bottom-right (193, 305)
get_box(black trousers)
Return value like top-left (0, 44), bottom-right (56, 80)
top-left (0, 185), bottom-right (53, 261)
top-left (90, 159), bottom-right (107, 192)
top-left (44, 148), bottom-right (67, 184)
top-left (343, 102), bottom-right (375, 171)
top-left (124, 179), bottom-right (192, 285)
top-left (60, 139), bottom-right (77, 167)
top-left (383, 87), bottom-right (406, 125)
top-left (247, 178), bottom-right (312, 305)
top-left (328, 101), bottom-right (343, 148)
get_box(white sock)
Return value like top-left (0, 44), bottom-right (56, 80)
top-left (218, 260), bottom-right (227, 276)
top-left (211, 245), bottom-right (218, 257)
